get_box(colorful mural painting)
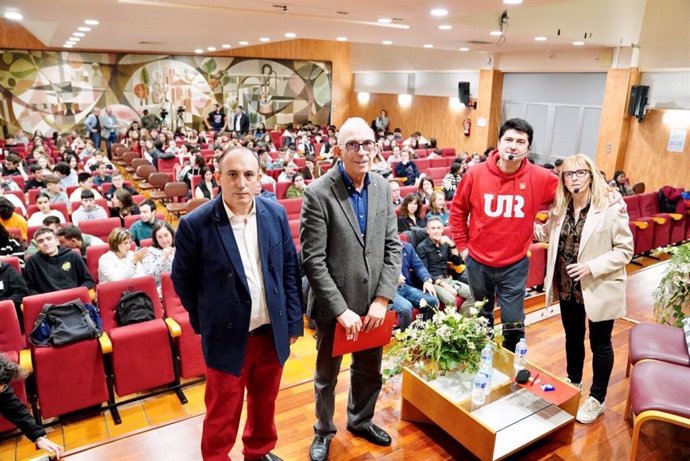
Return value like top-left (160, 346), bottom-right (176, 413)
top-left (0, 50), bottom-right (332, 135)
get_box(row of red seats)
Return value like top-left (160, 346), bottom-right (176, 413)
top-left (625, 191), bottom-right (688, 257)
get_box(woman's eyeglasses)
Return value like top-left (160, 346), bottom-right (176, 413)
top-left (562, 169), bottom-right (589, 179)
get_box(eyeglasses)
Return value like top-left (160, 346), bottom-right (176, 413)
top-left (562, 169), bottom-right (590, 179)
top-left (344, 140), bottom-right (376, 153)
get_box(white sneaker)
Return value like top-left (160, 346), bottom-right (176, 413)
top-left (576, 396), bottom-right (605, 424)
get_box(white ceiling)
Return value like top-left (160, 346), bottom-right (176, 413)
top-left (4, 0), bottom-right (653, 55)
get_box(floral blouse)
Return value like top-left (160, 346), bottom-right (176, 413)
top-left (555, 201), bottom-right (590, 304)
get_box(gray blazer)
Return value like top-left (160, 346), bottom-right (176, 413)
top-left (300, 163), bottom-right (401, 323)
top-left (99, 113), bottom-right (118, 138)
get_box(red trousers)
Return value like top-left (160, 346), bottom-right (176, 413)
top-left (201, 334), bottom-right (283, 461)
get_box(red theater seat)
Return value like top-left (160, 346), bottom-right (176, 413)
top-left (0, 300), bottom-right (29, 433)
top-left (279, 198), bottom-right (303, 221)
top-left (78, 217), bottom-right (121, 242)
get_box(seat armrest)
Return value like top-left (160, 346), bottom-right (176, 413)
top-left (651, 216), bottom-right (667, 225)
top-left (535, 212), bottom-right (548, 223)
top-left (669, 213), bottom-right (683, 221)
top-left (165, 318), bottom-right (182, 337)
top-left (632, 221), bottom-right (649, 229)
top-left (19, 349), bottom-right (32, 373)
top-left (89, 289), bottom-right (97, 302)
top-left (99, 332), bottom-right (113, 354)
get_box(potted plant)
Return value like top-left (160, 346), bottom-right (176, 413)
top-left (653, 242), bottom-right (690, 327)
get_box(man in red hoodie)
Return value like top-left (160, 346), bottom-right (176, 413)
top-left (450, 118), bottom-right (558, 350)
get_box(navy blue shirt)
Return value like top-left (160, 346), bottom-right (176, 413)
top-left (401, 242), bottom-right (432, 285)
top-left (339, 162), bottom-right (369, 236)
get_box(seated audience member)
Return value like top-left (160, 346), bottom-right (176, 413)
top-left (194, 167), bottom-right (218, 200)
top-left (0, 189), bottom-right (26, 217)
top-left (102, 172), bottom-right (137, 202)
top-left (24, 216), bottom-right (62, 258)
top-left (0, 256), bottom-right (29, 328)
top-left (397, 193), bottom-right (426, 233)
top-left (417, 177), bottom-right (435, 206)
top-left (42, 174), bottom-right (70, 206)
top-left (392, 241), bottom-right (440, 331)
top-left (300, 155), bottom-right (324, 180)
top-left (177, 153), bottom-right (205, 189)
top-left (370, 150), bottom-right (392, 178)
top-left (394, 148), bottom-right (421, 186)
top-left (141, 221), bottom-right (175, 289)
top-left (389, 180), bottom-right (403, 206)
top-left (441, 162), bottom-right (463, 200)
top-left (71, 190), bottom-right (108, 225)
top-left (0, 176), bottom-right (22, 193)
top-left (69, 172), bottom-right (103, 201)
top-left (53, 162), bottom-right (78, 189)
top-left (553, 158), bottom-right (563, 176)
top-left (0, 355), bottom-right (65, 459)
top-left (1, 153), bottom-right (28, 180)
top-left (609, 170), bottom-right (634, 196)
top-left (98, 228), bottom-right (147, 283)
top-left (255, 181), bottom-right (277, 202)
top-left (92, 162), bottom-right (112, 187)
top-left (23, 166), bottom-right (48, 192)
top-left (0, 223), bottom-right (23, 258)
top-left (27, 193), bottom-right (67, 227)
top-left (55, 224), bottom-right (106, 259)
top-left (277, 160), bottom-right (297, 183)
top-left (285, 173), bottom-right (306, 199)
top-left (387, 145), bottom-right (402, 165)
top-left (84, 150), bottom-right (114, 172)
top-left (24, 227), bottom-right (95, 295)
top-left (416, 217), bottom-right (474, 313)
top-left (426, 190), bottom-right (449, 226)
top-left (0, 197), bottom-right (27, 241)
top-left (109, 189), bottom-right (140, 226)
top-left (129, 200), bottom-right (158, 246)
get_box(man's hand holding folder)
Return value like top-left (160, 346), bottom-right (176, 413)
top-left (332, 310), bottom-right (397, 357)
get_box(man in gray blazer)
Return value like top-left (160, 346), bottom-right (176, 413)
top-left (99, 106), bottom-right (118, 156)
top-left (300, 117), bottom-right (401, 461)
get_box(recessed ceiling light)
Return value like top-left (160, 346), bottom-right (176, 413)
top-left (194, 48), bottom-right (204, 53)
top-left (66, 40), bottom-right (77, 44)
top-left (490, 30), bottom-right (503, 36)
top-left (423, 44), bottom-right (433, 48)
top-left (534, 36), bottom-right (547, 41)
top-left (572, 41), bottom-right (585, 46)
top-left (377, 18), bottom-right (392, 24)
top-left (72, 32), bottom-right (86, 37)
top-left (430, 8), bottom-right (448, 17)
top-left (459, 47), bottom-right (470, 52)
top-left (221, 44), bottom-right (232, 48)
top-left (284, 32), bottom-right (296, 38)
top-left (4, 11), bottom-right (23, 21)
top-left (503, 0), bottom-right (524, 4)
top-left (69, 37), bottom-right (80, 42)
top-left (438, 24), bottom-right (452, 30)
top-left (238, 41), bottom-right (249, 46)
top-left (78, 26), bottom-right (91, 32)
top-left (336, 36), bottom-right (348, 42)
top-left (207, 46), bottom-right (216, 51)
top-left (84, 19), bottom-right (99, 25)
top-left (63, 44), bottom-right (73, 48)
top-left (382, 40), bottom-right (393, 45)
top-left (259, 37), bottom-right (271, 42)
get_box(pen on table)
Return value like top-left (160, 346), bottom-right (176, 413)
top-left (530, 373), bottom-right (540, 386)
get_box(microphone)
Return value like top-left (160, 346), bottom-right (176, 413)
top-left (573, 177), bottom-right (590, 194)
top-left (507, 152), bottom-right (528, 161)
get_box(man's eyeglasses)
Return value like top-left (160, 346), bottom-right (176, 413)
top-left (562, 169), bottom-right (590, 179)
top-left (344, 140), bottom-right (376, 153)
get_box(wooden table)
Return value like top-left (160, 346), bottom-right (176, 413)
top-left (401, 353), bottom-right (580, 461)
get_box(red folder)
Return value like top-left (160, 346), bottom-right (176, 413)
top-left (332, 311), bottom-right (397, 357)
top-left (519, 370), bottom-right (580, 406)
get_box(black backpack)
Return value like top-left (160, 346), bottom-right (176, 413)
top-left (116, 290), bottom-right (155, 326)
top-left (30, 299), bottom-right (103, 346)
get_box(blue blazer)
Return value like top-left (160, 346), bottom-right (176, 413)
top-left (171, 195), bottom-right (303, 376)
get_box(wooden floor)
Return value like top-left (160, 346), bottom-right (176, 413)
top-left (2, 256), bottom-right (689, 460)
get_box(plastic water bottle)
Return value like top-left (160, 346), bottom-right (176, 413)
top-left (479, 361), bottom-right (493, 396)
top-left (513, 338), bottom-right (528, 373)
top-left (472, 372), bottom-right (488, 406)
top-left (481, 344), bottom-right (494, 367)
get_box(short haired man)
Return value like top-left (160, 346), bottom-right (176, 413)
top-left (69, 173), bottom-right (103, 201)
top-left (129, 200), bottom-right (158, 245)
top-left (70, 190), bottom-right (108, 225)
top-left (206, 103), bottom-right (226, 133)
top-left (103, 172), bottom-right (137, 202)
top-left (554, 158), bottom-right (564, 176)
top-left (450, 118), bottom-right (558, 350)
top-left (172, 147), bottom-right (303, 461)
top-left (42, 174), bottom-right (70, 207)
top-left (93, 162), bottom-right (112, 187)
top-left (231, 106), bottom-right (250, 136)
top-left (388, 180), bottom-right (402, 206)
top-left (55, 224), bottom-right (106, 258)
top-left (24, 166), bottom-right (48, 192)
top-left (24, 215), bottom-right (63, 258)
top-left (0, 257), bottom-right (29, 329)
top-left (1, 153), bottom-right (28, 181)
top-left (24, 227), bottom-right (95, 295)
top-left (141, 109), bottom-right (162, 131)
top-left (99, 106), bottom-right (118, 155)
top-left (85, 107), bottom-right (101, 149)
top-left (53, 162), bottom-right (78, 189)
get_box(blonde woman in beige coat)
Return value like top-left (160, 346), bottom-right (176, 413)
top-left (535, 153), bottom-right (633, 425)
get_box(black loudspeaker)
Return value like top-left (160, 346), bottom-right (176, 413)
top-left (627, 85), bottom-right (649, 121)
top-left (458, 81), bottom-right (471, 105)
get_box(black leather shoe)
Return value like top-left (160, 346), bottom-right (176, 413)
top-left (346, 424), bottom-right (392, 446)
top-left (309, 435), bottom-right (331, 461)
top-left (245, 453), bottom-right (283, 461)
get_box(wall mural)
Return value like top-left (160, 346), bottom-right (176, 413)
top-left (0, 49), bottom-right (333, 135)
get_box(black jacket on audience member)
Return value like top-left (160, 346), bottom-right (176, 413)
top-left (0, 262), bottom-right (29, 321)
top-left (0, 386), bottom-right (46, 442)
top-left (415, 237), bottom-right (462, 281)
top-left (23, 247), bottom-right (95, 295)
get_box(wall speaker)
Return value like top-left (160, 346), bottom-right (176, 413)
top-left (627, 85), bottom-right (649, 122)
top-left (458, 82), bottom-right (471, 105)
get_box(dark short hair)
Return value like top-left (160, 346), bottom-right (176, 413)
top-left (56, 224), bottom-right (82, 241)
top-left (426, 215), bottom-right (444, 226)
top-left (36, 192), bottom-right (51, 202)
top-left (53, 162), bottom-right (71, 176)
top-left (34, 226), bottom-right (56, 240)
top-left (554, 158), bottom-right (564, 167)
top-left (4, 153), bottom-right (21, 164)
top-left (77, 172), bottom-right (92, 183)
top-left (450, 163), bottom-right (462, 175)
top-left (80, 189), bottom-right (95, 200)
top-left (153, 140), bottom-right (164, 150)
top-left (43, 215), bottom-right (61, 226)
top-left (44, 174), bottom-right (60, 184)
top-left (139, 199), bottom-right (156, 212)
top-left (498, 118), bottom-right (534, 147)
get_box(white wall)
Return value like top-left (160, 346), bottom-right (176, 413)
top-left (640, 72), bottom-right (690, 110)
top-left (354, 72), bottom-right (480, 98)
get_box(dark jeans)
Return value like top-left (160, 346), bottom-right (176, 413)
top-left (559, 297), bottom-right (615, 403)
top-left (465, 254), bottom-right (529, 351)
top-left (391, 284), bottom-right (439, 330)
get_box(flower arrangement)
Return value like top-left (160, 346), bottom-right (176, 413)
top-left (383, 300), bottom-right (503, 381)
top-left (653, 242), bottom-right (690, 327)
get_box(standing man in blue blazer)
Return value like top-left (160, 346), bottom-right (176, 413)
top-left (172, 147), bottom-right (303, 461)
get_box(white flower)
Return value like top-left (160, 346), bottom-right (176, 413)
top-left (469, 307), bottom-right (478, 316)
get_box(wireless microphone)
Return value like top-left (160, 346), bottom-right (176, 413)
top-left (507, 152), bottom-right (527, 161)
top-left (573, 187), bottom-right (581, 194)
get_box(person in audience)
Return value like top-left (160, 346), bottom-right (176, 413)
top-left (254, 122), bottom-right (266, 139)
top-left (2, 153), bottom-right (28, 181)
top-left (69, 172), bottom-right (104, 201)
top-left (416, 217), bottom-right (474, 313)
top-left (194, 167), bottom-right (218, 200)
top-left (534, 153), bottom-right (633, 424)
top-left (374, 109), bottom-right (389, 132)
top-left (394, 148), bottom-right (420, 186)
top-left (609, 170), bottom-right (634, 196)
top-left (28, 193), bottom-right (66, 227)
top-left (277, 161), bottom-right (297, 183)
top-left (425, 148), bottom-right (442, 160)
top-left (85, 107), bottom-right (101, 149)
top-left (0, 355), bottom-right (65, 459)
top-left (24, 216), bottom-right (62, 258)
top-left (297, 134), bottom-right (315, 156)
top-left (23, 166), bottom-right (48, 192)
top-left (300, 155), bottom-right (324, 180)
top-left (55, 224), bottom-right (106, 259)
top-left (42, 174), bottom-right (69, 206)
top-left (370, 149), bottom-right (391, 178)
top-left (441, 162), bottom-right (463, 200)
top-left (392, 241), bottom-right (439, 331)
top-left (99, 106), bottom-right (119, 156)
top-left (84, 150), bottom-right (114, 172)
top-left (389, 180), bottom-right (402, 207)
top-left (416, 177), bottom-right (435, 205)
top-left (177, 153), bottom-right (205, 189)
top-left (426, 190), bottom-right (449, 226)
top-left (109, 189), bottom-right (139, 226)
top-left (98, 227), bottom-right (147, 283)
top-left (386, 145), bottom-right (401, 165)
top-left (0, 197), bottom-right (27, 241)
top-left (71, 190), bottom-right (108, 225)
top-left (0, 223), bottom-right (23, 258)
top-left (24, 227), bottom-right (94, 295)
top-left (92, 162), bottom-right (112, 187)
top-left (285, 173), bottom-right (306, 199)
top-left (172, 146), bottom-right (302, 461)
top-left (129, 200), bottom-right (159, 246)
top-left (230, 105), bottom-right (250, 136)
top-left (53, 162), bottom-right (78, 189)
top-left (397, 193), bottom-right (425, 233)
top-left (0, 255), bottom-right (28, 329)
top-left (141, 221), bottom-right (175, 289)
top-left (102, 172), bottom-right (137, 202)
top-left (141, 109), bottom-right (162, 131)
top-left (450, 118), bottom-right (559, 350)
top-left (553, 158), bottom-right (564, 176)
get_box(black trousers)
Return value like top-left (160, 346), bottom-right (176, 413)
top-left (559, 297), bottom-right (615, 403)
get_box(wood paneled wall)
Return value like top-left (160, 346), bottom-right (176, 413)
top-left (0, 18), bottom-right (44, 49)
